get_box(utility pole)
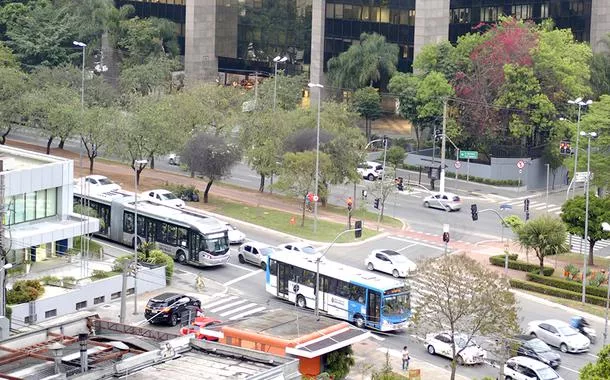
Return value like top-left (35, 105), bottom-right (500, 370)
top-left (0, 162), bottom-right (6, 317)
top-left (439, 98), bottom-right (448, 193)
top-left (119, 259), bottom-right (130, 324)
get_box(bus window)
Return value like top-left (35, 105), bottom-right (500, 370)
top-left (204, 235), bottom-right (229, 254)
top-left (137, 215), bottom-right (145, 235)
top-left (383, 294), bottom-right (410, 316)
top-left (167, 225), bottom-right (177, 245)
top-left (124, 212), bottom-right (134, 233)
top-left (177, 227), bottom-right (187, 247)
top-left (302, 269), bottom-right (316, 288)
top-left (349, 284), bottom-right (365, 303)
top-left (269, 259), bottom-right (277, 275)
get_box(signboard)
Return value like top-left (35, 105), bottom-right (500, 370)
top-left (459, 150), bottom-right (478, 160)
top-left (454, 161), bottom-right (462, 169)
top-left (516, 160), bottom-right (525, 169)
top-left (574, 171), bottom-right (592, 183)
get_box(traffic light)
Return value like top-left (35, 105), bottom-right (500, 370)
top-left (396, 177), bottom-right (404, 191)
top-left (355, 220), bottom-right (363, 238)
top-left (471, 204), bottom-right (478, 221)
top-left (442, 232), bottom-right (450, 243)
top-left (524, 199), bottom-right (530, 213)
top-left (373, 198), bottom-right (380, 209)
top-left (560, 140), bottom-right (572, 155)
top-left (434, 129), bottom-right (442, 142)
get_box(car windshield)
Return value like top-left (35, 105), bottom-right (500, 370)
top-left (147, 300), bottom-right (167, 308)
top-left (455, 336), bottom-right (476, 348)
top-left (161, 192), bottom-right (178, 200)
top-left (260, 247), bottom-right (277, 256)
top-left (300, 246), bottom-right (316, 254)
top-left (382, 294), bottom-right (410, 316)
top-left (558, 326), bottom-right (577, 336)
top-left (205, 236), bottom-right (229, 255)
top-left (375, 165), bottom-right (383, 171)
top-left (452, 196), bottom-right (461, 201)
top-left (528, 339), bottom-right (551, 352)
top-left (98, 178), bottom-right (114, 185)
top-left (537, 367), bottom-right (560, 380)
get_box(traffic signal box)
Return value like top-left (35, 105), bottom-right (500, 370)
top-left (471, 204), bottom-right (478, 221)
top-left (560, 140), bottom-right (572, 155)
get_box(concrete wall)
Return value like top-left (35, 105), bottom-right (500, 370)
top-left (413, 0), bottom-right (450, 57)
top-left (185, 0), bottom-right (219, 83)
top-left (591, 0), bottom-right (610, 53)
top-left (10, 266), bottom-right (166, 326)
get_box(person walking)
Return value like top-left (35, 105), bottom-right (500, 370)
top-left (402, 345), bottom-right (410, 371)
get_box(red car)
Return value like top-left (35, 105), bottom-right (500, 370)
top-left (179, 317), bottom-right (222, 341)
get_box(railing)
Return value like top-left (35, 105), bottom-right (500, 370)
top-left (93, 319), bottom-right (180, 342)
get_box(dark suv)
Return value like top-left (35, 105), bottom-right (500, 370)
top-left (145, 293), bottom-right (201, 326)
top-left (514, 335), bottom-right (561, 369)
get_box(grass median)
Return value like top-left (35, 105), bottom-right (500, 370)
top-left (201, 197), bottom-right (382, 243)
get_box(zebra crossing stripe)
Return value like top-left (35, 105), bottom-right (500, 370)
top-left (229, 306), bottom-right (267, 320)
top-left (202, 295), bottom-right (238, 309)
top-left (210, 299), bottom-right (248, 313)
top-left (219, 302), bottom-right (258, 317)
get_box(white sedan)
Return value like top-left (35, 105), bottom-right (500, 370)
top-left (425, 332), bottom-right (487, 365)
top-left (527, 319), bottom-right (590, 353)
top-left (365, 249), bottom-right (417, 278)
top-left (224, 222), bottom-right (246, 244)
top-left (278, 242), bottom-right (318, 255)
top-left (143, 189), bottom-right (185, 208)
top-left (76, 175), bottom-right (121, 193)
top-left (422, 192), bottom-right (462, 211)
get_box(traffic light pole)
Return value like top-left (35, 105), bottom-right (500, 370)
top-left (439, 99), bottom-right (448, 193)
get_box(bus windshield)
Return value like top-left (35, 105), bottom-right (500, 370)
top-left (382, 293), bottom-right (410, 317)
top-left (205, 235), bottom-right (229, 255)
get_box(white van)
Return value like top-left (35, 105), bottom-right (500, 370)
top-left (357, 161), bottom-right (383, 181)
top-left (504, 356), bottom-right (563, 380)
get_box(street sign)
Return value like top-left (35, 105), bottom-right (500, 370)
top-left (574, 171), bottom-right (592, 183)
top-left (313, 195), bottom-right (319, 202)
top-left (459, 150), bottom-right (478, 160)
top-left (516, 160), bottom-right (525, 169)
top-left (443, 224), bottom-right (450, 233)
top-left (454, 161), bottom-right (462, 169)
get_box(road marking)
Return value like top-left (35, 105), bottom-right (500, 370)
top-left (210, 299), bottom-right (248, 313)
top-left (388, 236), bottom-right (445, 251)
top-left (397, 243), bottom-right (417, 252)
top-left (225, 262), bottom-right (255, 272)
top-left (559, 365), bottom-right (581, 374)
top-left (587, 353), bottom-right (599, 359)
top-left (219, 302), bottom-right (258, 317)
top-left (203, 296), bottom-right (238, 309)
top-left (370, 333), bottom-right (385, 341)
top-left (223, 269), bottom-right (263, 286)
top-left (229, 306), bottom-right (267, 320)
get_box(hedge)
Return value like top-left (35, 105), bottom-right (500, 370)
top-left (510, 279), bottom-right (607, 307)
top-left (7, 279), bottom-right (45, 305)
top-left (526, 272), bottom-right (608, 298)
top-left (489, 255), bottom-right (554, 276)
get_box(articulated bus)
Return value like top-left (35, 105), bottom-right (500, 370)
top-left (265, 251), bottom-right (411, 331)
top-left (74, 185), bottom-right (230, 267)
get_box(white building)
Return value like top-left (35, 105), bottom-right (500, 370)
top-left (1, 145), bottom-right (99, 263)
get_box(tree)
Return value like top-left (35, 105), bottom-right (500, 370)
top-left (115, 16), bottom-right (180, 67)
top-left (0, 65), bottom-right (28, 144)
top-left (412, 40), bottom-right (458, 80)
top-left (580, 344), bottom-right (610, 379)
top-left (368, 167), bottom-right (396, 222)
top-left (251, 72), bottom-right (307, 111)
top-left (181, 132), bottom-right (241, 203)
top-left (412, 254), bottom-right (519, 380)
top-left (119, 56), bottom-right (181, 96)
top-left (79, 106), bottom-right (119, 173)
top-left (325, 346), bottom-right (355, 380)
top-left (328, 32), bottom-right (399, 90)
top-left (560, 195), bottom-right (610, 266)
top-left (386, 146), bottom-right (406, 171)
top-left (0, 41), bottom-right (19, 68)
top-left (580, 95), bottom-right (610, 191)
top-left (350, 86), bottom-right (381, 141)
top-left (590, 34), bottom-right (610, 99)
top-left (515, 215), bottom-right (569, 273)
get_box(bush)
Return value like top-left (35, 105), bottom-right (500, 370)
top-left (564, 263), bottom-right (580, 280)
top-left (90, 270), bottom-right (120, 281)
top-left (73, 236), bottom-right (104, 257)
top-left (525, 272), bottom-right (608, 298)
top-left (112, 254), bottom-right (134, 272)
top-left (7, 280), bottom-right (45, 305)
top-left (510, 279), bottom-right (606, 307)
top-left (489, 255), bottom-right (554, 276)
top-left (589, 272), bottom-right (606, 287)
top-left (40, 275), bottom-right (61, 286)
top-left (145, 250), bottom-right (174, 285)
top-left (396, 164), bottom-right (519, 186)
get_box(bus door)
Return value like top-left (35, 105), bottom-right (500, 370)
top-left (277, 263), bottom-right (289, 298)
top-left (146, 218), bottom-right (156, 243)
top-left (189, 231), bottom-right (200, 262)
top-left (366, 289), bottom-right (381, 329)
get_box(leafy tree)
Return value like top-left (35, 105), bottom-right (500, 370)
top-left (580, 95), bottom-right (610, 191)
top-left (580, 344), bottom-right (610, 379)
top-left (388, 73), bottom-right (421, 150)
top-left (119, 56), bottom-right (181, 96)
top-left (250, 72), bottom-right (307, 111)
top-left (412, 254), bottom-right (519, 380)
top-left (560, 195), bottom-right (610, 266)
top-left (386, 146), bottom-right (406, 170)
top-left (79, 106), bottom-right (119, 173)
top-left (412, 40), bottom-right (458, 80)
top-left (515, 215), bottom-right (569, 273)
top-left (351, 86), bottom-right (381, 141)
top-left (590, 34), bottom-right (610, 99)
top-left (0, 65), bottom-right (28, 144)
top-left (328, 32), bottom-right (399, 90)
top-left (0, 41), bottom-right (19, 68)
top-left (181, 132), bottom-right (241, 203)
top-left (115, 16), bottom-right (179, 67)
top-left (325, 346), bottom-right (355, 380)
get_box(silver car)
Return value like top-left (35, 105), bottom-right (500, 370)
top-left (527, 319), bottom-right (590, 353)
top-left (237, 241), bottom-right (281, 270)
top-left (422, 192), bottom-right (462, 211)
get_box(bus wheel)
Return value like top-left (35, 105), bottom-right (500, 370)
top-left (353, 314), bottom-right (365, 328)
top-left (176, 251), bottom-right (187, 264)
top-left (296, 295), bottom-right (306, 308)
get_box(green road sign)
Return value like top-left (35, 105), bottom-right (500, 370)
top-left (459, 150), bottom-right (478, 160)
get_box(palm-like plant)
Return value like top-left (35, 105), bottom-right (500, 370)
top-left (515, 216), bottom-right (569, 274)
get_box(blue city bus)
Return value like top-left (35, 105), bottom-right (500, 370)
top-left (265, 251), bottom-right (411, 331)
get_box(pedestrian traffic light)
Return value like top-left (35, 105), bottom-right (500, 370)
top-left (442, 232), bottom-right (450, 243)
top-left (434, 129), bottom-right (442, 142)
top-left (524, 199), bottom-right (530, 213)
top-left (471, 204), bottom-right (478, 221)
top-left (373, 198), bottom-right (380, 209)
top-left (355, 220), bottom-right (363, 238)
top-left (347, 197), bottom-right (353, 211)
top-left (525, 211), bottom-right (530, 221)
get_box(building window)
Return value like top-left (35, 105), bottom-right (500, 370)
top-left (46, 187), bottom-right (57, 216)
top-left (400, 9), bottom-right (415, 25)
top-left (379, 7), bottom-right (390, 23)
top-left (481, 7), bottom-right (502, 22)
top-left (7, 188), bottom-right (57, 226)
top-left (94, 296), bottom-right (105, 305)
top-left (450, 8), bottom-right (471, 24)
top-left (540, 2), bottom-right (549, 18)
top-left (24, 316), bottom-right (32, 324)
top-left (25, 192), bottom-right (36, 221)
top-left (76, 301), bottom-right (87, 310)
top-left (335, 4), bottom-right (343, 19)
top-left (512, 4), bottom-right (532, 20)
top-left (569, 1), bottom-right (585, 16)
top-left (326, 3), bottom-right (334, 18)
top-left (12, 194), bottom-right (25, 224)
top-left (35, 190), bottom-right (46, 220)
top-left (45, 309), bottom-right (57, 318)
top-left (111, 291), bottom-right (121, 300)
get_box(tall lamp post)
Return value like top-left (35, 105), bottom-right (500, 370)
top-left (308, 82), bottom-right (323, 233)
top-left (73, 41), bottom-right (87, 110)
top-left (567, 97), bottom-right (592, 198)
top-left (602, 221), bottom-right (610, 345)
top-left (273, 56), bottom-right (288, 111)
top-left (133, 159), bottom-right (148, 315)
top-left (580, 131), bottom-right (596, 304)
top-left (73, 41), bottom-right (87, 277)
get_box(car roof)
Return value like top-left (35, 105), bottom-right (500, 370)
top-left (86, 175), bottom-right (110, 181)
top-left (149, 189), bottom-right (172, 194)
top-left (150, 292), bottom-right (181, 302)
top-left (509, 356), bottom-right (550, 369)
top-left (283, 242), bottom-right (314, 248)
top-left (374, 249), bottom-right (400, 256)
top-left (540, 319), bottom-right (569, 327)
top-left (243, 240), bottom-right (274, 249)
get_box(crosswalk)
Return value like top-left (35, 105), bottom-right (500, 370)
top-left (565, 235), bottom-right (610, 253)
top-left (502, 199), bottom-right (563, 215)
top-left (202, 295), bottom-right (267, 321)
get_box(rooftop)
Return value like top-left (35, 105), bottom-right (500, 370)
top-left (0, 145), bottom-right (67, 171)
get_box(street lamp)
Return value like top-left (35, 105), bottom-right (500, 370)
top-left (73, 41), bottom-right (87, 110)
top-left (273, 56), bottom-right (288, 111)
top-left (308, 82), bottom-right (323, 233)
top-left (580, 131), bottom-right (596, 304)
top-left (133, 159), bottom-right (148, 315)
top-left (567, 97), bottom-right (592, 198)
top-left (603, 221), bottom-right (610, 345)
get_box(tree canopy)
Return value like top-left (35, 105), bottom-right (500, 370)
top-left (515, 215), bottom-right (569, 272)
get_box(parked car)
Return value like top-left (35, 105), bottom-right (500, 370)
top-left (357, 161), bottom-right (384, 181)
top-left (364, 249), bottom-right (417, 278)
top-left (238, 241), bottom-right (282, 270)
top-left (424, 332), bottom-right (487, 365)
top-left (526, 319), bottom-right (590, 353)
top-left (513, 335), bottom-right (561, 369)
top-left (179, 316), bottom-right (222, 341)
top-left (278, 242), bottom-right (318, 255)
top-left (168, 153), bottom-right (180, 165)
top-left (225, 222), bottom-right (246, 244)
top-left (144, 293), bottom-right (201, 326)
top-left (422, 192), bottom-right (462, 211)
top-left (144, 189), bottom-right (185, 208)
top-left (504, 356), bottom-right (564, 380)
top-left (76, 175), bottom-right (121, 193)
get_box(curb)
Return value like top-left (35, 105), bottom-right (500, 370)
top-left (511, 289), bottom-right (606, 324)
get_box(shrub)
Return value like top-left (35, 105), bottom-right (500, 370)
top-left (40, 276), bottom-right (61, 286)
top-left (90, 270), bottom-right (119, 281)
top-left (489, 255), bottom-right (554, 276)
top-left (73, 236), bottom-right (104, 257)
top-left (510, 279), bottom-right (606, 306)
top-left (145, 250), bottom-right (174, 285)
top-left (525, 272), bottom-right (608, 298)
top-left (112, 254), bottom-right (134, 272)
top-left (564, 263), bottom-right (580, 280)
top-left (589, 272), bottom-right (606, 287)
top-left (7, 280), bottom-right (45, 305)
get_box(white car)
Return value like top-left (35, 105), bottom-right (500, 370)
top-left (357, 161), bottom-right (384, 181)
top-left (76, 175), bottom-right (121, 193)
top-left (278, 242), bottom-right (317, 255)
top-left (144, 189), bottom-right (185, 208)
top-left (365, 249), bottom-right (417, 278)
top-left (504, 356), bottom-right (564, 380)
top-left (224, 222), bottom-right (246, 244)
top-left (527, 319), bottom-right (590, 353)
top-left (422, 192), bottom-right (462, 211)
top-left (168, 153), bottom-right (180, 165)
top-left (238, 241), bottom-right (282, 270)
top-left (425, 332), bottom-right (487, 365)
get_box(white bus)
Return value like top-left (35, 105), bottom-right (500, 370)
top-left (265, 251), bottom-right (411, 331)
top-left (74, 185), bottom-right (230, 267)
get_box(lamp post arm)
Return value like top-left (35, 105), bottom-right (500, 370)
top-left (479, 208), bottom-right (509, 227)
top-left (363, 139), bottom-right (383, 151)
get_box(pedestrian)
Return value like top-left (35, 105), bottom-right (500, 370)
top-left (402, 345), bottom-right (410, 371)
